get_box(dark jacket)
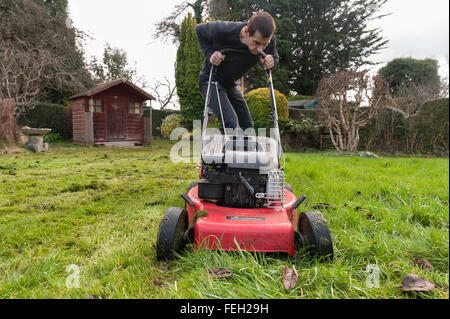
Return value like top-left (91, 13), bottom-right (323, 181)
top-left (195, 21), bottom-right (279, 88)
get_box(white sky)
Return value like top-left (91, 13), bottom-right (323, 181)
top-left (68, 0), bottom-right (449, 109)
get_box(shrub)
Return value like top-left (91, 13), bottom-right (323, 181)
top-left (408, 98), bottom-right (449, 155)
top-left (18, 103), bottom-right (72, 139)
top-left (279, 118), bottom-right (320, 150)
top-left (245, 88), bottom-right (289, 129)
top-left (161, 113), bottom-right (183, 139)
top-left (359, 107), bottom-right (408, 153)
top-left (151, 109), bottom-right (181, 137)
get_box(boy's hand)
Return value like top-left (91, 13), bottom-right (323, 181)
top-left (210, 51), bottom-right (226, 66)
top-left (260, 54), bottom-right (274, 70)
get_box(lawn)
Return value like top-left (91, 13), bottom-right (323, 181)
top-left (0, 140), bottom-right (448, 299)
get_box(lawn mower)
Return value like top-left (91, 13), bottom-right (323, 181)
top-left (156, 49), bottom-right (333, 261)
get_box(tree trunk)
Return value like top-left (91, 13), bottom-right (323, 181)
top-left (0, 99), bottom-right (17, 145)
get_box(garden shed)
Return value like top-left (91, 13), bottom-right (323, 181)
top-left (70, 78), bottom-right (155, 146)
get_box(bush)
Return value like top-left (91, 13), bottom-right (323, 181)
top-left (245, 88), bottom-right (289, 129)
top-left (408, 98), bottom-right (449, 155)
top-left (18, 103), bottom-right (72, 139)
top-left (151, 109), bottom-right (181, 137)
top-left (289, 108), bottom-right (319, 122)
top-left (161, 113), bottom-right (183, 139)
top-left (279, 118), bottom-right (320, 150)
top-left (44, 132), bottom-right (63, 143)
top-left (359, 107), bottom-right (408, 153)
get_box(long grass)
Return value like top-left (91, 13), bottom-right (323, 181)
top-left (0, 140), bottom-right (448, 298)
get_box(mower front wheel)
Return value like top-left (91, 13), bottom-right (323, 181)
top-left (298, 211), bottom-right (333, 261)
top-left (156, 207), bottom-right (188, 261)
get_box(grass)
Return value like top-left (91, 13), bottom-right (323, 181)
top-left (0, 140), bottom-right (448, 299)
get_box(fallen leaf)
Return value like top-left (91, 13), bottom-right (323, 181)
top-left (283, 266), bottom-right (298, 290)
top-left (412, 258), bottom-right (433, 272)
top-left (87, 294), bottom-right (99, 299)
top-left (206, 268), bottom-right (233, 279)
top-left (152, 278), bottom-right (164, 287)
top-left (401, 274), bottom-right (436, 292)
top-left (312, 203), bottom-right (336, 210)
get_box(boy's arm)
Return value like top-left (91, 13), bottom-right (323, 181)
top-left (265, 36), bottom-right (280, 68)
top-left (195, 22), bottom-right (218, 62)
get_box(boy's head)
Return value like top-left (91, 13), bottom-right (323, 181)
top-left (243, 11), bottom-right (276, 54)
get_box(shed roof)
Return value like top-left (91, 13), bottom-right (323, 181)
top-left (288, 99), bottom-right (318, 109)
top-left (70, 78), bottom-right (155, 101)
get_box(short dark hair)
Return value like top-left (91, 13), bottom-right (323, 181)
top-left (247, 11), bottom-right (276, 38)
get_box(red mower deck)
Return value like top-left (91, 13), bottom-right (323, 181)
top-left (186, 186), bottom-right (298, 256)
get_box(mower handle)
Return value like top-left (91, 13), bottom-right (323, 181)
top-left (219, 48), bottom-right (253, 55)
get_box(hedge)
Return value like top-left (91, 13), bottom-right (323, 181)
top-left (288, 94), bottom-right (315, 101)
top-left (18, 103), bottom-right (72, 139)
top-left (288, 108), bottom-right (318, 122)
top-left (408, 98), bottom-right (449, 155)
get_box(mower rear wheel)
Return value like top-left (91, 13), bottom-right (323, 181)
top-left (298, 211), bottom-right (333, 260)
top-left (156, 207), bottom-right (188, 261)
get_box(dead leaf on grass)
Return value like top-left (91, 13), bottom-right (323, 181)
top-left (206, 268), bottom-right (233, 279)
top-left (412, 258), bottom-right (433, 272)
top-left (283, 266), bottom-right (298, 290)
top-left (401, 274), bottom-right (436, 292)
top-left (312, 203), bottom-right (336, 210)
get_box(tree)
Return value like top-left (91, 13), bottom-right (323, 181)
top-left (175, 14), bottom-right (205, 128)
top-left (148, 76), bottom-right (178, 110)
top-left (378, 58), bottom-right (441, 96)
top-left (379, 57), bottom-right (448, 117)
top-left (316, 70), bottom-right (390, 152)
top-left (0, 0), bottom-right (90, 113)
top-left (153, 0), bottom-right (205, 44)
top-left (89, 43), bottom-right (141, 84)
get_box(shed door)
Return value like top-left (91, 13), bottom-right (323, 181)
top-left (105, 96), bottom-right (126, 141)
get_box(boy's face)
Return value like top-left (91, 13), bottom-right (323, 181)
top-left (245, 28), bottom-right (272, 54)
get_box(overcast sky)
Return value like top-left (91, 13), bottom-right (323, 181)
top-left (68, 0), bottom-right (449, 108)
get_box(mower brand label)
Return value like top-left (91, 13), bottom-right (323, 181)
top-left (226, 216), bottom-right (266, 221)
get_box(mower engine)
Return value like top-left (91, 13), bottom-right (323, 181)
top-left (199, 134), bottom-right (285, 208)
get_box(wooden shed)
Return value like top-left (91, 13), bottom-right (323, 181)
top-left (70, 78), bottom-right (155, 146)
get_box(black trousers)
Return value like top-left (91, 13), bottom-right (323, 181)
top-left (200, 82), bottom-right (254, 131)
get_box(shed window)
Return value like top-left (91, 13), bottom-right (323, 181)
top-left (128, 102), bottom-right (140, 115)
top-left (95, 99), bottom-right (103, 113)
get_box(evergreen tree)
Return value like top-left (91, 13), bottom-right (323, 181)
top-left (175, 14), bottom-right (205, 128)
top-left (378, 58), bottom-right (441, 96)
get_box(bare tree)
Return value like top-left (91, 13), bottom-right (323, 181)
top-left (147, 76), bottom-right (178, 110)
top-left (153, 0), bottom-right (207, 44)
top-left (392, 76), bottom-right (449, 117)
top-left (316, 70), bottom-right (390, 152)
top-left (0, 0), bottom-right (87, 117)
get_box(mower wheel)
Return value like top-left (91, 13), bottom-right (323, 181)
top-left (156, 207), bottom-right (188, 261)
top-left (298, 211), bottom-right (333, 261)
